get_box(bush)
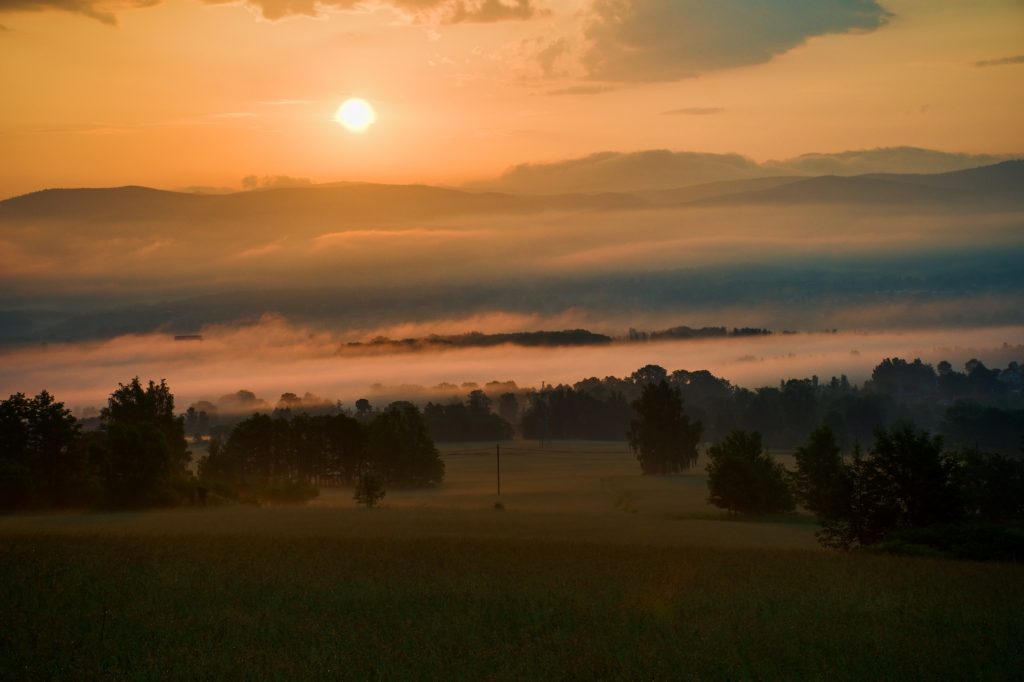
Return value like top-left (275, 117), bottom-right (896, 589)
top-left (706, 431), bottom-right (794, 514)
top-left (870, 523), bottom-right (1024, 562)
top-left (819, 423), bottom-right (961, 549)
top-left (354, 471), bottom-right (386, 508)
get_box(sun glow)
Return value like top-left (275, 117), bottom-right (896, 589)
top-left (334, 98), bottom-right (376, 133)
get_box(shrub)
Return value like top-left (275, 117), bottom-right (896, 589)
top-left (706, 431), bottom-right (794, 514)
top-left (354, 470), bottom-right (386, 508)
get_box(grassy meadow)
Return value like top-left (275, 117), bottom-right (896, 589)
top-left (2, 442), bottom-right (1022, 680)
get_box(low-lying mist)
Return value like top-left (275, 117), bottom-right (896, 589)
top-left (1, 315), bottom-right (1019, 413)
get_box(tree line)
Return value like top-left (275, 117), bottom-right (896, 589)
top-left (201, 402), bottom-right (444, 494)
top-left (627, 379), bottom-right (1024, 560)
top-left (0, 380), bottom-right (445, 511)
top-left (1, 379), bottom-right (191, 510)
top-left (176, 356), bottom-right (1021, 455)
top-left (517, 358), bottom-right (1022, 453)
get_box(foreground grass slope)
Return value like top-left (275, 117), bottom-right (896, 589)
top-left (2, 535), bottom-right (1022, 681)
top-left (3, 445), bottom-right (1022, 680)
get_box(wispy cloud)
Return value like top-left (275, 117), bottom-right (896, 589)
top-left (661, 107), bottom-right (725, 116)
top-left (0, 0), bottom-right (546, 24)
top-left (544, 85), bottom-right (615, 96)
top-left (0, 0), bottom-right (158, 26)
top-left (974, 54), bottom-right (1024, 68)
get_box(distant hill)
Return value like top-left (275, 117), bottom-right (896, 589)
top-left (3, 161), bottom-right (1019, 225)
top-left (687, 161), bottom-right (1024, 208)
top-left (0, 183), bottom-right (646, 225)
top-left (636, 176), bottom-right (804, 205)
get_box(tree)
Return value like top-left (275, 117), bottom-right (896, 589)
top-left (353, 469), bottom-right (386, 508)
top-left (818, 423), bottom-right (961, 548)
top-left (629, 381), bottom-right (702, 475)
top-left (0, 391), bottom-right (85, 509)
top-left (497, 392), bottom-right (519, 426)
top-left (98, 378), bottom-right (190, 508)
top-left (791, 425), bottom-right (851, 519)
top-left (954, 448), bottom-right (1024, 522)
top-left (366, 402), bottom-right (444, 487)
top-left (706, 431), bottom-right (794, 514)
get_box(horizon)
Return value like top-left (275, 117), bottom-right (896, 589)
top-left (0, 146), bottom-right (1019, 200)
top-left (2, 1), bottom-right (1023, 197)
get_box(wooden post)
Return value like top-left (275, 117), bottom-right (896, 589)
top-left (496, 443), bottom-right (501, 497)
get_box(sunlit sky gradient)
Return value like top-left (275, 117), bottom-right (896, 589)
top-left (1, 0), bottom-right (1022, 197)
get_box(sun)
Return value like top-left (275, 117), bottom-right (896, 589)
top-left (334, 98), bottom-right (376, 133)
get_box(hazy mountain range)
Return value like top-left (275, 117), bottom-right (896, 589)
top-left (0, 155), bottom-right (1021, 346)
top-left (3, 159), bottom-right (1021, 224)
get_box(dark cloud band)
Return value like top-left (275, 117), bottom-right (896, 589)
top-left (582, 0), bottom-right (891, 82)
top-left (0, 0), bottom-right (544, 24)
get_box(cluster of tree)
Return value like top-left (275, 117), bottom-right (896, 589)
top-left (423, 390), bottom-right (514, 442)
top-left (199, 401), bottom-right (444, 492)
top-left (0, 379), bottom-right (193, 510)
top-left (790, 424), bottom-right (1024, 559)
top-left (516, 359), bottom-right (1022, 453)
top-left (626, 325), bottom-right (774, 342)
top-left (344, 329), bottom-right (612, 352)
top-left (627, 379), bottom-right (1024, 559)
top-left (184, 390), bottom-right (342, 440)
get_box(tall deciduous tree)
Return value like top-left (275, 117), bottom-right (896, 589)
top-left (629, 381), bottom-right (702, 475)
top-left (0, 391), bottom-right (84, 509)
top-left (98, 378), bottom-right (189, 507)
top-left (819, 423), bottom-right (962, 548)
top-left (706, 431), bottom-right (794, 514)
top-left (366, 402), bottom-right (444, 487)
top-left (792, 425), bottom-right (851, 519)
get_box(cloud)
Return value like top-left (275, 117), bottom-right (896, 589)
top-left (446, 0), bottom-right (541, 23)
top-left (240, 174), bottom-right (313, 190)
top-left (581, 0), bottom-right (890, 82)
top-left (545, 84), bottom-right (615, 96)
top-left (764, 146), bottom-right (1016, 176)
top-left (485, 149), bottom-right (763, 193)
top-left (661, 107), bottom-right (724, 116)
top-left (0, 0), bottom-right (155, 25)
top-left (974, 54), bottom-right (1024, 68)
top-left (482, 146), bottom-right (1020, 193)
top-left (0, 0), bottom-right (544, 24)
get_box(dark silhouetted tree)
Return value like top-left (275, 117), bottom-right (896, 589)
top-left (98, 378), bottom-right (189, 507)
top-left (819, 424), bottom-right (961, 548)
top-left (791, 425), bottom-right (851, 520)
top-left (366, 402), bottom-right (444, 487)
top-left (706, 431), bottom-right (794, 514)
top-left (0, 391), bottom-right (85, 509)
top-left (954, 448), bottom-right (1024, 522)
top-left (629, 381), bottom-right (702, 475)
top-left (354, 469), bottom-right (386, 508)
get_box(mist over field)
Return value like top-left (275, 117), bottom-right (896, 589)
top-left (0, 314), bottom-right (1019, 412)
top-left (1, 161), bottom-right (1022, 351)
top-left (1, 160), bottom-right (1022, 409)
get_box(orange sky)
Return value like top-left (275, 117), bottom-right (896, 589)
top-left (0, 0), bottom-right (1022, 197)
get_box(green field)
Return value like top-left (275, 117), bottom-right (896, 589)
top-left (2, 442), bottom-right (1022, 680)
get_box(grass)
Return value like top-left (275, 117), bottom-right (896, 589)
top-left (2, 535), bottom-right (1022, 681)
top-left (2, 442), bottom-right (1022, 680)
